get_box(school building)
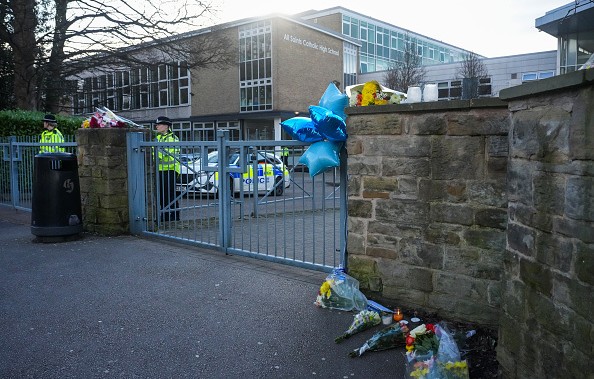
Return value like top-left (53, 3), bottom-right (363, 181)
top-left (70, 2), bottom-right (592, 140)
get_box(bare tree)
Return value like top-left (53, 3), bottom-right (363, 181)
top-left (383, 33), bottom-right (426, 93)
top-left (456, 51), bottom-right (489, 79)
top-left (455, 51), bottom-right (489, 99)
top-left (1, 0), bottom-right (235, 111)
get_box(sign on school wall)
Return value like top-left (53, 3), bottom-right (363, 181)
top-left (283, 34), bottom-right (340, 56)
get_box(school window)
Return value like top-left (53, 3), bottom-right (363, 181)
top-left (191, 122), bottom-right (216, 141)
top-left (74, 61), bottom-right (190, 114)
top-left (239, 21), bottom-right (273, 112)
top-left (478, 78), bottom-right (492, 96)
top-left (217, 121), bottom-right (241, 141)
top-left (437, 81), bottom-right (462, 100)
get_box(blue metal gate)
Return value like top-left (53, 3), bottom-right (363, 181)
top-left (0, 136), bottom-right (77, 210)
top-left (127, 131), bottom-right (347, 272)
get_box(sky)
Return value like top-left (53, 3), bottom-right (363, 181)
top-left (206, 0), bottom-right (571, 58)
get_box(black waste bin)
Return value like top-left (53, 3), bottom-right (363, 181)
top-left (31, 152), bottom-right (83, 237)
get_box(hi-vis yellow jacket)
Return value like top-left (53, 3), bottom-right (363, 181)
top-left (39, 129), bottom-right (65, 153)
top-left (156, 132), bottom-right (180, 174)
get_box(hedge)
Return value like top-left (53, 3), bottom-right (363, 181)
top-left (0, 110), bottom-right (85, 138)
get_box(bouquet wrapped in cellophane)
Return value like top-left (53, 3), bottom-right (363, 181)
top-left (314, 268), bottom-right (367, 312)
top-left (346, 81), bottom-right (406, 107)
top-left (81, 106), bottom-right (143, 129)
top-left (349, 321), bottom-right (409, 357)
top-left (335, 310), bottom-right (381, 343)
top-left (405, 323), bottom-right (470, 379)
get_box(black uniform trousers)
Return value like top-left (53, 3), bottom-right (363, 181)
top-left (158, 170), bottom-right (180, 222)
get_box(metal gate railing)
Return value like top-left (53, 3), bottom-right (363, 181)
top-left (0, 136), bottom-right (77, 211)
top-left (127, 131), bottom-right (348, 273)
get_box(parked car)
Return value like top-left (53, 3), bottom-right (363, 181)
top-left (177, 150), bottom-right (290, 196)
top-left (177, 153), bottom-right (202, 188)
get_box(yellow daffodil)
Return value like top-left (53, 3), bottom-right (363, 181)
top-left (319, 281), bottom-right (332, 299)
top-left (410, 367), bottom-right (429, 378)
top-left (361, 81), bottom-right (381, 106)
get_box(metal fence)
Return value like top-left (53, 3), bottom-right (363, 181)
top-left (128, 131), bottom-right (347, 272)
top-left (0, 136), bottom-right (77, 210)
top-left (1, 132), bottom-right (347, 273)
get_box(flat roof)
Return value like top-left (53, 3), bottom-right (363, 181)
top-left (299, 6), bottom-right (478, 57)
top-left (535, 0), bottom-right (594, 36)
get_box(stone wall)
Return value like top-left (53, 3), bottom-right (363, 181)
top-left (76, 128), bottom-right (149, 235)
top-left (345, 70), bottom-right (593, 378)
top-left (496, 70), bottom-right (594, 377)
top-left (345, 99), bottom-right (510, 326)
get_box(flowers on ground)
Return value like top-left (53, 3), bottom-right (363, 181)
top-left (349, 321), bottom-right (409, 357)
top-left (405, 323), bottom-right (470, 379)
top-left (335, 310), bottom-right (381, 343)
top-left (406, 323), bottom-right (440, 357)
top-left (439, 360), bottom-right (469, 379)
top-left (409, 360), bottom-right (431, 378)
top-left (314, 268), bottom-right (367, 311)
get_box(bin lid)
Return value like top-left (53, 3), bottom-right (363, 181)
top-left (35, 152), bottom-right (76, 159)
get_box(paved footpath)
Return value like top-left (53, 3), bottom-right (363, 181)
top-left (0, 207), bottom-right (406, 379)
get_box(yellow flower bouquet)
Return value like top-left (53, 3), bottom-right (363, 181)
top-left (405, 323), bottom-right (470, 379)
top-left (314, 268), bottom-right (367, 311)
top-left (346, 80), bottom-right (406, 106)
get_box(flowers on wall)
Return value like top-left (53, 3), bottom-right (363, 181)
top-left (346, 80), bottom-right (406, 106)
top-left (81, 107), bottom-right (142, 129)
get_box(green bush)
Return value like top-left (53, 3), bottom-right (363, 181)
top-left (0, 110), bottom-right (84, 138)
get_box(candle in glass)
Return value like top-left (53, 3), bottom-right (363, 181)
top-left (393, 308), bottom-right (403, 321)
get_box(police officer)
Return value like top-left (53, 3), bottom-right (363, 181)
top-left (281, 146), bottom-right (290, 167)
top-left (40, 114), bottom-right (65, 153)
top-left (154, 116), bottom-right (180, 222)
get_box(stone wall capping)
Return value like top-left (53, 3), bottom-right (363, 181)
top-left (345, 97), bottom-right (507, 116)
top-left (499, 69), bottom-right (594, 101)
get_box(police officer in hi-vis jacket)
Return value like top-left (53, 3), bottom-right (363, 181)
top-left (154, 116), bottom-right (180, 222)
top-left (39, 114), bottom-right (65, 153)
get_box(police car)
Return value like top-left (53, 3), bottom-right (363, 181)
top-left (177, 153), bottom-right (202, 188)
top-left (177, 150), bottom-right (290, 197)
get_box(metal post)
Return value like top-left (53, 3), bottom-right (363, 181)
top-left (217, 130), bottom-right (231, 250)
top-left (251, 148), bottom-right (258, 217)
top-left (9, 137), bottom-right (20, 208)
top-left (127, 132), bottom-right (147, 234)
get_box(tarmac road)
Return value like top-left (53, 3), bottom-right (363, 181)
top-left (0, 207), bottom-right (406, 379)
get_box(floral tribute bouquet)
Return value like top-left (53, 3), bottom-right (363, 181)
top-left (348, 321), bottom-right (409, 357)
top-left (335, 310), bottom-right (381, 343)
top-left (346, 80), bottom-right (406, 107)
top-left (314, 268), bottom-right (368, 311)
top-left (81, 106), bottom-right (142, 129)
top-left (405, 323), bottom-right (470, 379)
